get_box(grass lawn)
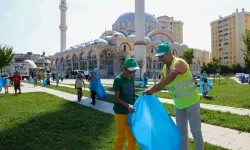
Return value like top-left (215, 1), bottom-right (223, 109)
top-left (25, 82), bottom-right (250, 133)
top-left (0, 92), bottom-right (228, 150)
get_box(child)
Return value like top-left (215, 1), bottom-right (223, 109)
top-left (75, 74), bottom-right (85, 102)
top-left (46, 73), bottom-right (50, 86)
top-left (2, 70), bottom-right (9, 94)
top-left (113, 58), bottom-right (140, 150)
top-left (12, 70), bottom-right (22, 94)
top-left (55, 73), bottom-right (60, 87)
top-left (202, 77), bottom-right (212, 97)
top-left (88, 69), bottom-right (98, 105)
top-left (33, 73), bottom-right (38, 87)
top-left (193, 74), bottom-right (198, 86)
top-left (142, 72), bottom-right (148, 87)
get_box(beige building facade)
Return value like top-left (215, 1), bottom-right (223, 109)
top-left (211, 8), bottom-right (250, 66)
top-left (193, 49), bottom-right (211, 66)
top-left (51, 12), bottom-right (208, 78)
top-left (157, 16), bottom-right (183, 44)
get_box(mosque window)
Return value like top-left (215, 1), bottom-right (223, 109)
top-left (151, 48), bottom-right (154, 53)
top-left (123, 45), bottom-right (126, 51)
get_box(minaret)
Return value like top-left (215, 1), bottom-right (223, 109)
top-left (59, 0), bottom-right (67, 51)
top-left (134, 0), bottom-right (146, 79)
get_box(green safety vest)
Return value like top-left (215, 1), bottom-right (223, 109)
top-left (162, 57), bottom-right (200, 109)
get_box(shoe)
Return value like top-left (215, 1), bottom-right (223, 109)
top-left (90, 102), bottom-right (95, 105)
top-left (78, 99), bottom-right (81, 102)
top-left (18, 92), bottom-right (21, 94)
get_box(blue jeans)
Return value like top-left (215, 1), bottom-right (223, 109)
top-left (174, 102), bottom-right (204, 150)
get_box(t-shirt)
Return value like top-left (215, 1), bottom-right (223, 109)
top-left (13, 74), bottom-right (22, 84)
top-left (113, 74), bottom-right (136, 114)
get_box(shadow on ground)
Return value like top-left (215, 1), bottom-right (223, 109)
top-left (0, 93), bottom-right (116, 150)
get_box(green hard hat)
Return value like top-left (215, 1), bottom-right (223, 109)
top-left (155, 43), bottom-right (171, 57)
top-left (89, 69), bottom-right (96, 74)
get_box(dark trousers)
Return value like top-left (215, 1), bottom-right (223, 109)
top-left (85, 75), bottom-right (89, 81)
top-left (91, 90), bottom-right (96, 104)
top-left (77, 88), bottom-right (82, 100)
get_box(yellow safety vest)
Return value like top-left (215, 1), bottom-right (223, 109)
top-left (162, 57), bottom-right (200, 109)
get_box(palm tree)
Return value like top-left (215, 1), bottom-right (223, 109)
top-left (240, 29), bottom-right (250, 84)
top-left (0, 45), bottom-right (15, 74)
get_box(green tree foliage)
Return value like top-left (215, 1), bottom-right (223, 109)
top-left (0, 45), bottom-right (15, 74)
top-left (181, 48), bottom-right (194, 65)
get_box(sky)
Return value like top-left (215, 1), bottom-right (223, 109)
top-left (0, 0), bottom-right (250, 56)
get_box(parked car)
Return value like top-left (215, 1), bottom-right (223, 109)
top-left (235, 73), bottom-right (242, 78)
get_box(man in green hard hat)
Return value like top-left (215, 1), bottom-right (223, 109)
top-left (145, 43), bottom-right (204, 150)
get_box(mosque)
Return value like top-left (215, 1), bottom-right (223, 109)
top-left (51, 0), bottom-right (208, 78)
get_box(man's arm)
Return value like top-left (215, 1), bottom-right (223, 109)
top-left (145, 61), bottom-right (187, 94)
top-left (151, 70), bottom-right (180, 93)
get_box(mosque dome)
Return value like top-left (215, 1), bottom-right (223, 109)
top-left (111, 32), bottom-right (126, 39)
top-left (104, 36), bottom-right (112, 40)
top-left (165, 41), bottom-right (172, 46)
top-left (93, 38), bottom-right (109, 45)
top-left (173, 42), bottom-right (180, 47)
top-left (152, 39), bottom-right (162, 44)
top-left (180, 43), bottom-right (188, 49)
top-left (116, 12), bottom-right (158, 22)
top-left (127, 35), bottom-right (136, 40)
top-left (85, 41), bottom-right (94, 47)
top-left (144, 37), bottom-right (151, 42)
top-left (78, 44), bottom-right (86, 49)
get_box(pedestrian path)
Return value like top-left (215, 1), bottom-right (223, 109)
top-left (49, 82), bottom-right (250, 116)
top-left (231, 77), bottom-right (249, 84)
top-left (2, 82), bottom-right (250, 150)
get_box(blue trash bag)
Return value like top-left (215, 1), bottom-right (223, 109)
top-left (89, 76), bottom-right (107, 99)
top-left (2, 78), bottom-right (9, 86)
top-left (241, 75), bottom-right (245, 84)
top-left (0, 77), bottom-right (3, 89)
top-left (42, 78), bottom-right (47, 87)
top-left (29, 77), bottom-right (33, 82)
top-left (200, 79), bottom-right (211, 95)
top-left (142, 76), bottom-right (148, 87)
top-left (127, 94), bottom-right (181, 150)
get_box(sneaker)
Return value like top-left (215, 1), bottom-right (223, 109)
top-left (90, 102), bottom-right (95, 105)
top-left (78, 99), bottom-right (81, 102)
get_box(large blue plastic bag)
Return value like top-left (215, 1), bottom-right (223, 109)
top-left (142, 76), bottom-right (148, 86)
top-left (42, 78), bottom-right (47, 87)
top-left (29, 77), bottom-right (33, 82)
top-left (89, 76), bottom-right (107, 99)
top-left (127, 94), bottom-right (181, 150)
top-left (200, 79), bottom-right (211, 94)
top-left (0, 78), bottom-right (3, 89)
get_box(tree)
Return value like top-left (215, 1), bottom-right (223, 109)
top-left (0, 45), bottom-right (15, 74)
top-left (181, 48), bottom-right (194, 65)
top-left (240, 29), bottom-right (250, 83)
top-left (136, 57), bottom-right (145, 80)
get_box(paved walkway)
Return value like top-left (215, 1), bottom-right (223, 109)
top-left (231, 77), bottom-right (249, 85)
top-left (49, 82), bottom-right (250, 116)
top-left (54, 78), bottom-right (223, 86)
top-left (1, 82), bottom-right (250, 150)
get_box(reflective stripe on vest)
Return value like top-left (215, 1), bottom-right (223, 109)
top-left (167, 78), bottom-right (194, 91)
top-left (172, 85), bottom-right (197, 98)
